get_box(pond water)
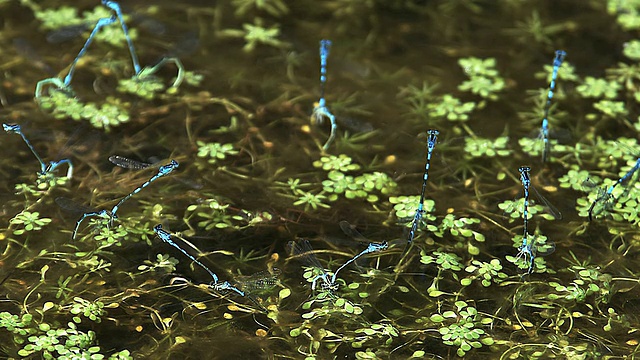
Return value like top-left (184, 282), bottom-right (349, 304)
top-left (1, 0), bottom-right (640, 359)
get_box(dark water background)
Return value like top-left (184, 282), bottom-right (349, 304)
top-left (1, 0), bottom-right (640, 359)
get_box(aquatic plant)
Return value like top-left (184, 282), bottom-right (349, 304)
top-left (117, 57), bottom-right (186, 99)
top-left (420, 251), bottom-right (464, 297)
top-left (293, 191), bottom-right (331, 211)
top-left (464, 136), bottom-right (511, 158)
top-left (218, 18), bottom-right (289, 52)
top-left (231, 0), bottom-right (289, 17)
top-left (429, 214), bottom-right (486, 255)
top-left (576, 76), bottom-right (621, 98)
top-left (322, 171), bottom-right (368, 200)
top-left (38, 90), bottom-right (131, 131)
top-left (505, 233), bottom-right (555, 274)
top-left (458, 57), bottom-right (505, 101)
top-left (499, 198), bottom-right (556, 222)
top-left (312, 154), bottom-right (361, 172)
top-left (608, 0), bottom-right (640, 30)
top-left (5, 0), bottom-right (640, 358)
top-left (389, 195), bottom-right (433, 219)
top-left (196, 141), bottom-right (240, 165)
top-left (137, 253), bottom-right (179, 274)
top-left (0, 309), bottom-right (132, 359)
top-left (505, 10), bottom-right (573, 45)
top-left (67, 297), bottom-right (105, 324)
top-left (398, 81), bottom-right (439, 121)
top-left (9, 211), bottom-right (52, 235)
top-left (429, 301), bottom-right (495, 357)
top-left (184, 198), bottom-right (246, 230)
top-left (427, 94), bottom-right (476, 122)
top-left (461, 259), bottom-right (508, 287)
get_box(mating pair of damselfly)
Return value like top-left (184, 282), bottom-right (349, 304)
top-left (154, 224), bottom-right (280, 311)
top-left (287, 221), bottom-right (389, 292)
top-left (36, 0), bottom-right (184, 98)
top-left (57, 156), bottom-right (178, 239)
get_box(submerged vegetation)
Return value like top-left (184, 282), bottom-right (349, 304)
top-left (2, 0), bottom-right (640, 358)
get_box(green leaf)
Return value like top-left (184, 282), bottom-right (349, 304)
top-left (442, 311), bottom-right (457, 318)
top-left (481, 337), bottom-right (495, 345)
